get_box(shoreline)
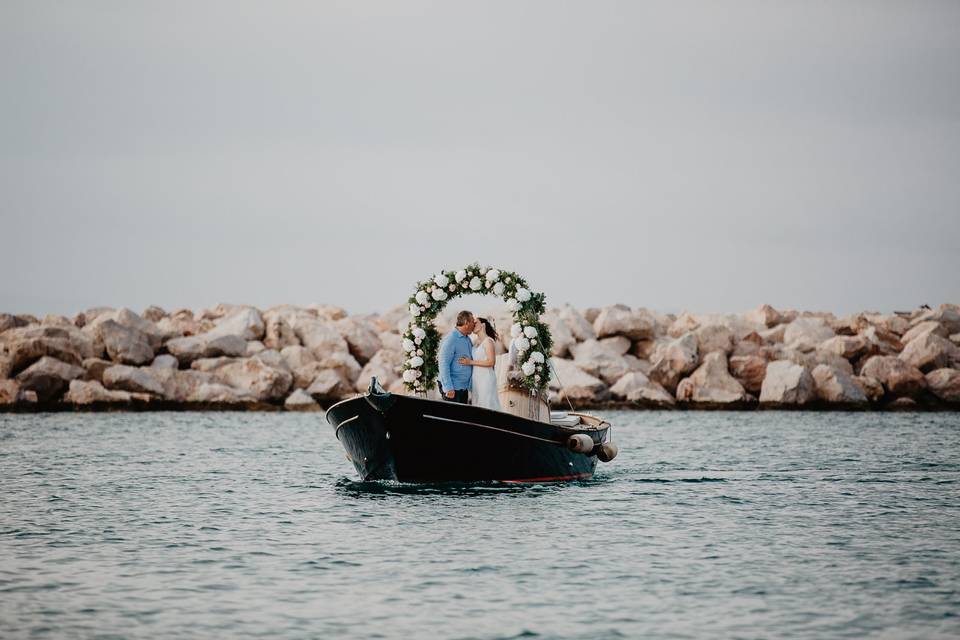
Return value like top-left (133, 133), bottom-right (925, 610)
top-left (2, 302), bottom-right (959, 413)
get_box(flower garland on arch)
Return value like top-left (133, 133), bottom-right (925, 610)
top-left (400, 264), bottom-right (553, 395)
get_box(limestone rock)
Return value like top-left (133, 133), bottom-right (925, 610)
top-left (668, 312), bottom-right (700, 338)
top-left (593, 305), bottom-right (656, 340)
top-left (853, 375), bottom-right (885, 403)
top-left (82, 358), bottom-right (114, 383)
top-left (85, 308), bottom-right (163, 349)
top-left (542, 309), bottom-right (576, 358)
top-left (623, 354), bottom-right (651, 375)
top-left (0, 354), bottom-right (12, 379)
top-left (910, 305), bottom-right (960, 335)
top-left (745, 304), bottom-right (784, 328)
top-left (0, 313), bottom-right (16, 333)
top-left (759, 360), bottom-right (815, 405)
top-left (64, 380), bottom-right (147, 405)
top-left (570, 339), bottom-right (631, 385)
top-left (378, 331), bottom-right (402, 353)
top-left (307, 369), bottom-right (355, 403)
top-left (98, 320), bottom-right (155, 365)
top-left (317, 351), bottom-right (362, 386)
top-left (899, 332), bottom-right (958, 372)
top-left (925, 368), bottom-right (960, 403)
top-left (557, 305), bottom-right (596, 342)
top-left (648, 333), bottom-right (699, 392)
top-left (901, 321), bottom-right (948, 345)
top-left (759, 324), bottom-right (787, 344)
top-left (295, 319), bottom-right (350, 359)
top-left (676, 352), bottom-right (749, 405)
top-left (609, 372), bottom-right (675, 406)
top-left (142, 306), bottom-right (168, 322)
top-left (859, 356), bottom-right (927, 399)
top-left (245, 340), bottom-right (266, 355)
top-left (285, 388), bottom-right (322, 411)
top-left (150, 354), bottom-right (179, 370)
top-left (1, 326), bottom-right (84, 374)
top-left (263, 315), bottom-right (299, 350)
top-left (41, 314), bottom-right (72, 327)
top-left (252, 349), bottom-right (287, 370)
top-left (695, 324), bottom-right (734, 355)
top-left (812, 364), bottom-right (868, 405)
top-left (207, 358), bottom-right (292, 402)
top-left (783, 318), bottom-right (835, 353)
top-left (354, 349), bottom-right (404, 393)
top-left (150, 369), bottom-right (213, 402)
top-left (548, 357), bottom-right (609, 403)
top-left (155, 309), bottom-right (210, 340)
top-left (0, 379), bottom-right (21, 404)
top-left (858, 326), bottom-right (903, 359)
top-left (729, 355), bottom-right (768, 396)
top-left (166, 334), bottom-right (247, 364)
top-left (191, 383), bottom-right (254, 404)
top-left (818, 335), bottom-right (869, 361)
top-left (103, 365), bottom-right (165, 396)
top-left (204, 306), bottom-right (265, 342)
top-left (309, 304), bottom-right (348, 321)
top-left (583, 308), bottom-right (601, 324)
top-left (334, 317), bottom-right (383, 365)
top-left (599, 336), bottom-right (631, 356)
top-left (16, 356), bottom-right (86, 402)
top-left (281, 345), bottom-right (316, 371)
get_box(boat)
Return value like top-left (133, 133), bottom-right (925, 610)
top-left (326, 264), bottom-right (618, 483)
top-left (326, 378), bottom-right (617, 483)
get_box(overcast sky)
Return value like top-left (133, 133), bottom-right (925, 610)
top-left (3, 1), bottom-right (958, 318)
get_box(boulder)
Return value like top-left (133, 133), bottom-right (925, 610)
top-left (307, 369), bottom-right (355, 403)
top-left (812, 364), bottom-right (868, 406)
top-left (648, 333), bottom-right (699, 392)
top-left (245, 340), bottom-right (266, 355)
top-left (542, 309), bottom-right (576, 357)
top-left (16, 356), bottom-right (86, 402)
top-left (859, 355), bottom-right (927, 399)
top-left (951, 333), bottom-right (960, 346)
top-left (818, 335), bottom-right (869, 361)
top-left (89, 308), bottom-right (163, 349)
top-left (675, 352), bottom-right (750, 405)
top-left (0, 313), bottom-right (16, 333)
top-left (149, 369), bottom-right (213, 402)
top-left (1, 327), bottom-right (83, 374)
top-left (63, 380), bottom-right (149, 405)
top-left (759, 360), bottom-right (816, 405)
top-left (853, 375), bottom-right (885, 403)
top-left (165, 334), bottom-right (247, 364)
top-left (593, 305), bottom-right (656, 340)
top-left (191, 383), bottom-right (254, 404)
top-left (925, 368), bottom-right (960, 404)
top-left (308, 304), bottom-right (348, 321)
top-left (318, 351), bottom-right (363, 385)
top-left (901, 321), bottom-right (949, 345)
top-left (570, 339), bottom-right (631, 385)
top-left (557, 305), bottom-right (596, 342)
top-left (759, 324), bottom-right (788, 344)
top-left (206, 306), bottom-right (265, 341)
top-left (899, 332), bottom-right (958, 372)
top-left (354, 349), bottom-right (404, 392)
top-left (783, 318), bottom-right (835, 353)
top-left (263, 315), bottom-right (299, 350)
top-left (284, 388), bottom-right (322, 411)
top-left (150, 354), bottom-right (179, 370)
top-left (155, 309), bottom-right (211, 340)
top-left (141, 306), bottom-right (168, 322)
top-left (102, 365), bottom-right (165, 396)
top-left (82, 358), bottom-right (114, 383)
top-left (281, 345), bottom-right (316, 371)
top-left (98, 320), bottom-right (155, 365)
top-left (623, 354), bottom-right (651, 375)
top-left (295, 319), bottom-right (350, 359)
top-left (695, 324), bottom-right (734, 355)
top-left (745, 304), bottom-right (783, 328)
top-left (378, 331), bottom-right (402, 353)
top-left (668, 312), bottom-right (700, 338)
top-left (0, 354), bottom-right (12, 379)
top-left (599, 336), bottom-right (631, 356)
top-left (548, 357), bottom-right (609, 403)
top-left (41, 314), bottom-right (72, 327)
top-left (910, 305), bottom-right (960, 335)
top-left (0, 379), bottom-right (21, 404)
top-left (334, 317), bottom-right (383, 365)
top-left (206, 358), bottom-right (293, 402)
top-left (583, 308), bottom-right (601, 324)
top-left (609, 372), bottom-right (675, 406)
top-left (729, 355), bottom-right (767, 395)
top-left (252, 349), bottom-right (287, 370)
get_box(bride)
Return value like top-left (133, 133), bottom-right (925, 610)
top-left (458, 317), bottom-right (502, 411)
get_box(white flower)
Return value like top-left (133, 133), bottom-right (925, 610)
top-left (409, 304), bottom-right (421, 317)
top-left (415, 370), bottom-right (422, 378)
top-left (431, 288), bottom-right (447, 301)
top-left (402, 370), bottom-right (417, 383)
top-left (408, 356), bottom-right (424, 368)
top-left (480, 268), bottom-right (488, 275)
top-left (470, 277), bottom-right (482, 291)
top-left (513, 336), bottom-right (530, 352)
top-left (434, 273), bottom-right (449, 288)
top-left (402, 338), bottom-right (416, 352)
top-left (448, 284), bottom-right (456, 292)
top-left (455, 270), bottom-right (467, 283)
top-left (510, 323), bottom-right (523, 338)
top-left (530, 351), bottom-right (545, 363)
top-left (416, 349), bottom-right (423, 356)
top-left (531, 338), bottom-right (537, 344)
top-left (412, 327), bottom-right (426, 340)
top-left (506, 298), bottom-right (519, 312)
top-left (523, 326), bottom-right (538, 339)
top-left (505, 277), bottom-right (511, 283)
top-left (493, 282), bottom-right (505, 296)
top-left (485, 281), bottom-right (492, 289)
top-left (516, 287), bottom-right (531, 302)
top-left (521, 361), bottom-right (536, 376)
top-left (486, 269), bottom-right (500, 282)
top-left (415, 291), bottom-right (430, 305)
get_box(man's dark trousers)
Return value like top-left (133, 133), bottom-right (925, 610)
top-left (438, 383), bottom-right (469, 404)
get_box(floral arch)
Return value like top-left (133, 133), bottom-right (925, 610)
top-left (401, 264), bottom-right (553, 395)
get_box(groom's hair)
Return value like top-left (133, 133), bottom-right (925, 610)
top-left (456, 310), bottom-right (474, 327)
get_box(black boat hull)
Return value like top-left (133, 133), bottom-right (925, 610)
top-left (326, 393), bottom-right (607, 483)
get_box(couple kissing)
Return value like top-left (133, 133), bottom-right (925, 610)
top-left (436, 310), bottom-right (502, 411)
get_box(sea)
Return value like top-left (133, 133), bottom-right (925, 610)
top-left (1, 411), bottom-right (958, 639)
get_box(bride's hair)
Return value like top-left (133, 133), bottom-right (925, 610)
top-left (477, 317), bottom-right (498, 341)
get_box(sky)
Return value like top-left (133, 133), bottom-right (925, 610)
top-left (2, 1), bottom-right (959, 318)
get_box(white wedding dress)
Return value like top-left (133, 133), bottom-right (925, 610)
top-left (471, 338), bottom-right (501, 411)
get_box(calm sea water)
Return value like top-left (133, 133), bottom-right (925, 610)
top-left (1, 410), bottom-right (958, 639)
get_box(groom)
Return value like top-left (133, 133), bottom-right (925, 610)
top-left (437, 310), bottom-right (475, 403)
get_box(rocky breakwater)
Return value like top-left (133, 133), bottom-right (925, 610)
top-left (1, 302), bottom-right (959, 412)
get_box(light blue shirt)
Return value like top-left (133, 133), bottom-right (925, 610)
top-left (438, 329), bottom-right (474, 392)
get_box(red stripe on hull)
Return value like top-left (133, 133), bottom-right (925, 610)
top-left (499, 472), bottom-right (593, 484)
